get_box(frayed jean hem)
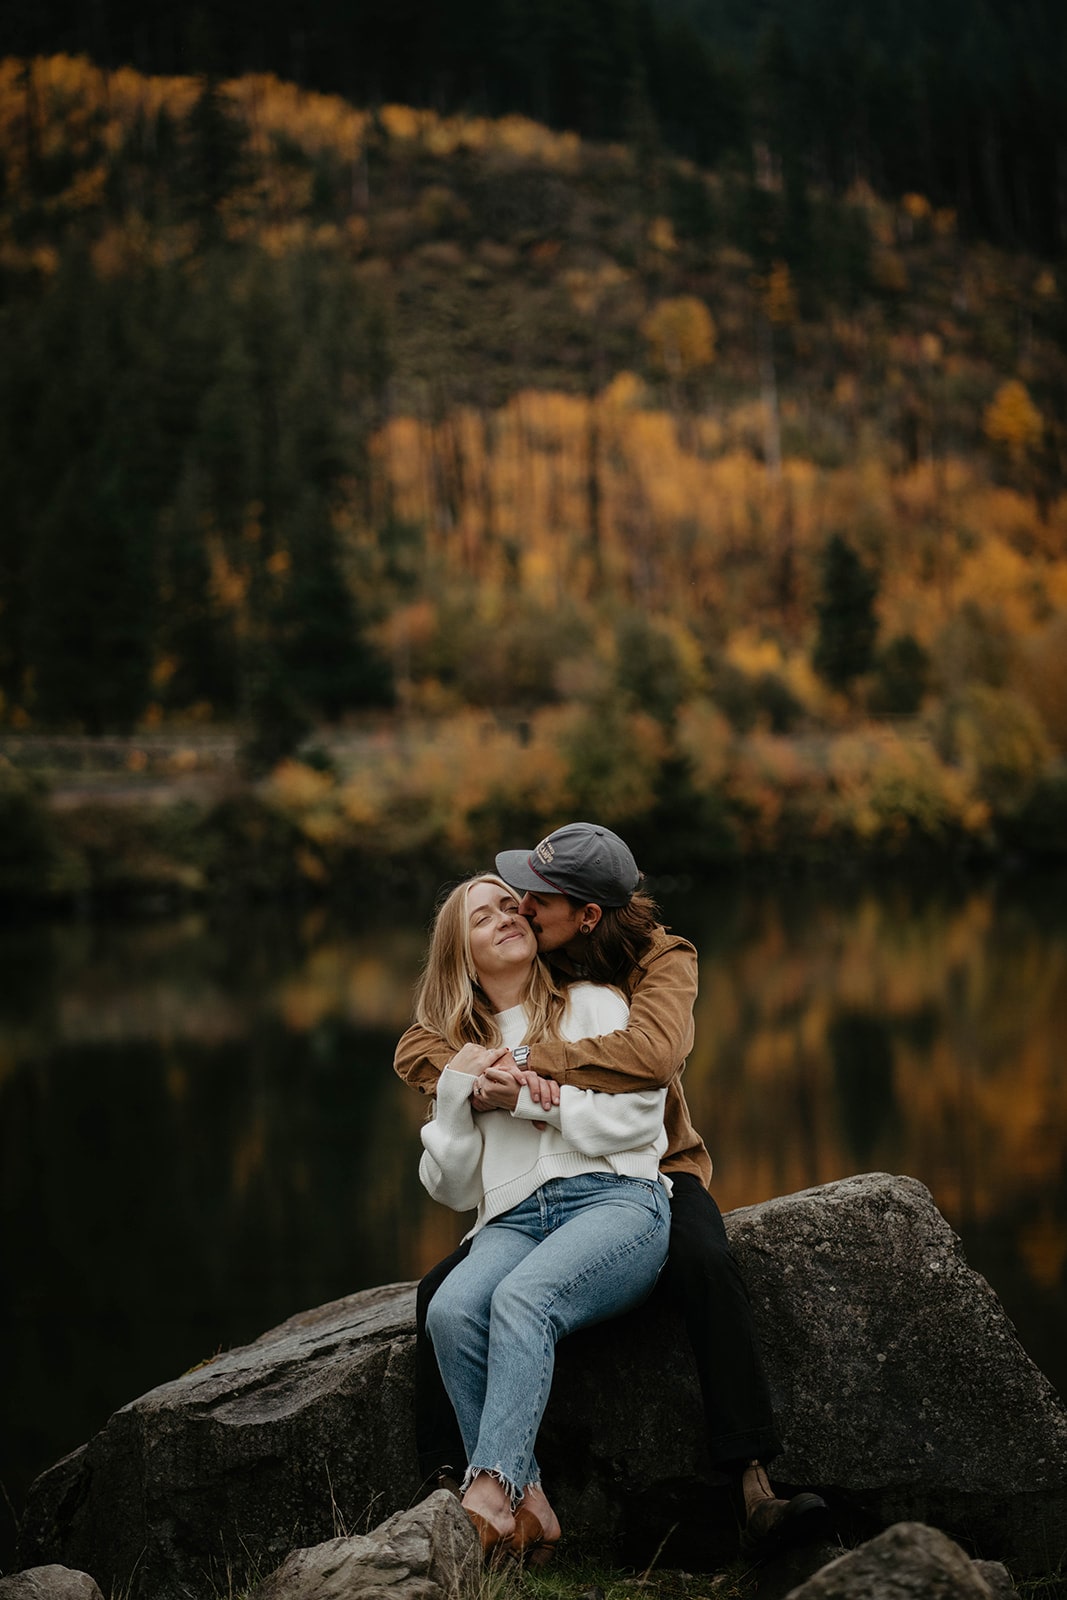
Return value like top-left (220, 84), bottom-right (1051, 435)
top-left (462, 1465), bottom-right (522, 1507)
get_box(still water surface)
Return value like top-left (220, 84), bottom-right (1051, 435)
top-left (2, 868), bottom-right (1066, 1568)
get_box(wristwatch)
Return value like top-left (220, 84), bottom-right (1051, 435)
top-left (512, 1046), bottom-right (531, 1066)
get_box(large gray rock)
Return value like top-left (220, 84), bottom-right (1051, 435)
top-left (0, 1569), bottom-right (104, 1600)
top-left (247, 1490), bottom-right (478, 1600)
top-left (733, 1175), bottom-right (1066, 1563)
top-left (18, 1283), bottom-right (420, 1600)
top-left (782, 1521), bottom-right (1011, 1598)
top-left (17, 1175), bottom-right (1067, 1599)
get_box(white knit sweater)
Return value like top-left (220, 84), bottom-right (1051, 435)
top-left (419, 982), bottom-right (670, 1235)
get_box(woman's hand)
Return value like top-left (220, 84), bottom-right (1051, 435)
top-left (474, 1066), bottom-right (559, 1126)
top-left (473, 1066), bottom-right (522, 1112)
top-left (448, 1045), bottom-right (561, 1117)
top-left (445, 1043), bottom-right (511, 1077)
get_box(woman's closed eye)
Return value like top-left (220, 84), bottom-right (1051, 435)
top-left (472, 902), bottom-right (519, 926)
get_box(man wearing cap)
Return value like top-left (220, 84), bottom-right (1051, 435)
top-left (394, 822), bottom-right (827, 1557)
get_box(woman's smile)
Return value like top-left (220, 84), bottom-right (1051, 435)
top-left (466, 880), bottom-right (537, 987)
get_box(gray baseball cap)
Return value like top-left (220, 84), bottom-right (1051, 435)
top-left (496, 823), bottom-right (640, 907)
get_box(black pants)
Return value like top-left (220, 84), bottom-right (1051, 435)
top-left (414, 1172), bottom-right (781, 1484)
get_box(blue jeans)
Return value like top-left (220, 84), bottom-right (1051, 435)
top-left (425, 1173), bottom-right (670, 1500)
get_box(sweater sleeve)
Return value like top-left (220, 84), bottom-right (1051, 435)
top-left (508, 981), bottom-right (665, 1155)
top-left (418, 1069), bottom-right (486, 1211)
top-left (511, 1082), bottom-right (667, 1155)
top-left (524, 936), bottom-right (697, 1094)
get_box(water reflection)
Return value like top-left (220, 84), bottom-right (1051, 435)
top-left (1, 871), bottom-right (1065, 1568)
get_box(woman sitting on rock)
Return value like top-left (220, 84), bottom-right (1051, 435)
top-left (414, 872), bottom-right (671, 1563)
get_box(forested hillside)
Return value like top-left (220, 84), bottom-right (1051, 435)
top-left (0, 52), bottom-right (1065, 887)
top-left (3, 0), bottom-right (1063, 254)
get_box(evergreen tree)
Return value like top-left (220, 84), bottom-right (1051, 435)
top-left (175, 72), bottom-right (250, 245)
top-left (869, 634), bottom-right (931, 715)
top-left (3, 257), bottom-right (163, 730)
top-left (194, 328), bottom-right (260, 533)
top-left (813, 533), bottom-right (880, 692)
top-left (157, 459), bottom-right (242, 715)
top-left (27, 462), bottom-right (154, 731)
top-left (272, 491), bottom-right (394, 720)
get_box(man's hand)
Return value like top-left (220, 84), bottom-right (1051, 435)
top-left (514, 1067), bottom-right (560, 1112)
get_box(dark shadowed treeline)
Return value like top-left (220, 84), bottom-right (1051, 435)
top-left (0, 244), bottom-right (394, 742)
top-left (0, 70), bottom-right (396, 748)
top-left (2, 0), bottom-right (1063, 256)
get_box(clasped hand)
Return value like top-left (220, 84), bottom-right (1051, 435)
top-left (444, 1043), bottom-right (560, 1115)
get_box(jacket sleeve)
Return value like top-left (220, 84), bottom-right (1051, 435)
top-left (395, 1022), bottom-right (454, 1096)
top-left (417, 1070), bottom-right (485, 1211)
top-left (525, 938), bottom-right (697, 1094)
top-left (511, 1083), bottom-right (667, 1156)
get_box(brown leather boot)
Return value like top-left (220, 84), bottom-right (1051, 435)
top-left (736, 1461), bottom-right (829, 1557)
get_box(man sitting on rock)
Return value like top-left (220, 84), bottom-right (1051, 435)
top-left (394, 821), bottom-right (828, 1559)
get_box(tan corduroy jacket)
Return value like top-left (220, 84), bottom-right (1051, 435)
top-left (393, 926), bottom-right (713, 1188)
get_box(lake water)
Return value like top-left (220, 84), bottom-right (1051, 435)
top-left (2, 866), bottom-right (1066, 1571)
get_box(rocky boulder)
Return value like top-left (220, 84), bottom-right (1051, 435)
top-left (18, 1283), bottom-right (420, 1600)
top-left (0, 1570), bottom-right (105, 1600)
top-left (733, 1175), bottom-right (1066, 1565)
top-left (17, 1174), bottom-right (1067, 1599)
top-left (782, 1521), bottom-right (1016, 1599)
top-left (247, 1490), bottom-right (479, 1600)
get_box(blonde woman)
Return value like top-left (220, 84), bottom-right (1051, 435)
top-left (414, 874), bottom-right (671, 1562)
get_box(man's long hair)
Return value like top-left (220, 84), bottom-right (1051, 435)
top-left (414, 873), bottom-right (567, 1050)
top-left (571, 889), bottom-right (661, 984)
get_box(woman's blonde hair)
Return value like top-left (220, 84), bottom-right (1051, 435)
top-left (414, 873), bottom-right (566, 1050)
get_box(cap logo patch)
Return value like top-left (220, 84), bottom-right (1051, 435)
top-left (535, 839), bottom-right (555, 864)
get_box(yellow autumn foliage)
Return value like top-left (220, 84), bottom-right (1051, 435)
top-left (647, 216), bottom-right (677, 254)
top-left (825, 728), bottom-right (987, 845)
top-left (641, 295), bottom-right (716, 376)
top-left (983, 380), bottom-right (1043, 460)
top-left (675, 700), bottom-right (733, 788)
top-left (368, 380), bottom-right (1064, 733)
top-left (942, 685), bottom-right (1051, 807)
top-left (901, 192), bottom-right (932, 221)
top-left (600, 371), bottom-right (645, 410)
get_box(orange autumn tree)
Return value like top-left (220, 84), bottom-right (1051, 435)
top-left (983, 380), bottom-right (1043, 464)
top-left (641, 295), bottom-right (717, 380)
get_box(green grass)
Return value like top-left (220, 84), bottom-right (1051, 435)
top-left (481, 1555), bottom-right (763, 1600)
top-left (488, 1543), bottom-right (1066, 1600)
top-left (99, 1543), bottom-right (1066, 1600)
